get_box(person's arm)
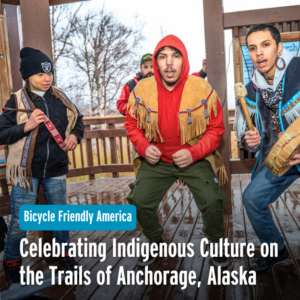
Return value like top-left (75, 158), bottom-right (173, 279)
top-left (191, 70), bottom-right (207, 79)
top-left (0, 96), bottom-right (30, 145)
top-left (191, 59), bottom-right (207, 79)
top-left (124, 112), bottom-right (151, 158)
top-left (187, 100), bottom-right (225, 162)
top-left (70, 105), bottom-right (85, 144)
top-left (117, 84), bottom-right (130, 116)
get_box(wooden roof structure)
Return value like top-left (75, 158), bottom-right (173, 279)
top-left (0, 0), bottom-right (300, 215)
top-left (0, 0), bottom-right (89, 93)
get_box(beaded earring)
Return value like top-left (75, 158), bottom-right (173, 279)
top-left (275, 56), bottom-right (286, 71)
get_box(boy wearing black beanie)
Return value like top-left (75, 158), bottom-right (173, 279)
top-left (0, 47), bottom-right (85, 285)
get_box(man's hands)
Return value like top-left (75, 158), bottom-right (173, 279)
top-left (145, 145), bottom-right (162, 164)
top-left (289, 150), bottom-right (300, 166)
top-left (145, 147), bottom-right (193, 167)
top-left (24, 109), bottom-right (44, 133)
top-left (64, 134), bottom-right (78, 151)
top-left (173, 149), bottom-right (193, 168)
top-left (202, 59), bottom-right (207, 74)
top-left (244, 126), bottom-right (261, 148)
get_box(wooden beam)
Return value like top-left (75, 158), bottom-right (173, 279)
top-left (232, 36), bottom-right (244, 83)
top-left (84, 129), bottom-right (128, 139)
top-left (2, 0), bottom-right (88, 4)
top-left (67, 164), bottom-right (134, 178)
top-left (230, 159), bottom-right (256, 174)
top-left (49, 0), bottom-right (89, 5)
top-left (0, 15), bottom-right (13, 108)
top-left (2, 1), bottom-right (19, 4)
top-left (0, 0), bottom-right (3, 14)
top-left (203, 0), bottom-right (232, 214)
top-left (20, 0), bottom-right (53, 60)
top-left (224, 5), bottom-right (300, 29)
top-left (4, 4), bottom-right (23, 91)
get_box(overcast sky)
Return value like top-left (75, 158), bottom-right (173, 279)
top-left (81, 0), bottom-right (300, 108)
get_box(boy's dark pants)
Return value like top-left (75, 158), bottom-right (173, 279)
top-left (127, 159), bottom-right (227, 243)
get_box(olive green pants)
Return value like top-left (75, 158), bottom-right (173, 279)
top-left (127, 159), bottom-right (227, 243)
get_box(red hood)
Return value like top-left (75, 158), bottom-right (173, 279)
top-left (153, 35), bottom-right (190, 92)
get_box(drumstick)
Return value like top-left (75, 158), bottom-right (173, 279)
top-left (234, 82), bottom-right (254, 131)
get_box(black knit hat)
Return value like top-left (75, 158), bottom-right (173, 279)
top-left (19, 47), bottom-right (54, 80)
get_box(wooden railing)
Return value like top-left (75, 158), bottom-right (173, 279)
top-left (0, 113), bottom-right (257, 216)
top-left (67, 116), bottom-right (134, 180)
top-left (66, 113), bottom-right (256, 179)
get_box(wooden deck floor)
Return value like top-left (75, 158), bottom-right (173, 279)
top-left (1, 175), bottom-right (300, 300)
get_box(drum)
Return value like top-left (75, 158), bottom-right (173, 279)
top-left (266, 117), bottom-right (300, 176)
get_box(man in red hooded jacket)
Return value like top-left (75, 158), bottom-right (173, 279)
top-left (125, 35), bottom-right (228, 267)
top-left (192, 59), bottom-right (207, 79)
top-left (117, 53), bottom-right (154, 116)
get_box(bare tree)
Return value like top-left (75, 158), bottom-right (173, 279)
top-left (50, 3), bottom-right (82, 81)
top-left (66, 8), bottom-right (144, 116)
top-left (160, 25), bottom-right (165, 39)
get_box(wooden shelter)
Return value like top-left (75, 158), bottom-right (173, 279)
top-left (0, 1), bottom-right (300, 298)
top-left (0, 0), bottom-right (299, 215)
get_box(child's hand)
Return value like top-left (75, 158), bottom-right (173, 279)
top-left (64, 134), bottom-right (78, 151)
top-left (24, 109), bottom-right (44, 132)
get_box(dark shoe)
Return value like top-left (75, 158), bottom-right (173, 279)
top-left (128, 181), bottom-right (136, 190)
top-left (58, 256), bottom-right (81, 271)
top-left (211, 242), bottom-right (230, 267)
top-left (3, 258), bottom-right (22, 286)
top-left (137, 238), bottom-right (164, 267)
top-left (250, 245), bottom-right (289, 273)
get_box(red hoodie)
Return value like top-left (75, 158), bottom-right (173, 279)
top-left (125, 35), bottom-right (225, 163)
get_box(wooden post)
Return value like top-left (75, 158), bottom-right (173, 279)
top-left (19, 0), bottom-right (53, 59)
top-left (203, 0), bottom-right (232, 214)
top-left (0, 0), bottom-right (3, 15)
top-left (0, 14), bottom-right (13, 108)
top-left (85, 124), bottom-right (95, 180)
top-left (108, 122), bottom-right (119, 178)
top-left (4, 4), bottom-right (23, 91)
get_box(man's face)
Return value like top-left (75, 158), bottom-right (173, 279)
top-left (140, 60), bottom-right (154, 78)
top-left (156, 47), bottom-right (183, 90)
top-left (247, 30), bottom-right (283, 76)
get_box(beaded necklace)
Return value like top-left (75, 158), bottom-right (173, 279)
top-left (265, 75), bottom-right (274, 81)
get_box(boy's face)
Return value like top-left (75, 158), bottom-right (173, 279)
top-left (156, 47), bottom-right (183, 90)
top-left (247, 30), bottom-right (283, 76)
top-left (29, 72), bottom-right (53, 91)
